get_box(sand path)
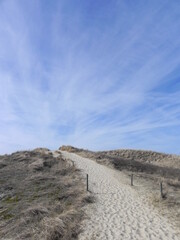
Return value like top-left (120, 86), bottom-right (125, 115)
top-left (61, 151), bottom-right (180, 240)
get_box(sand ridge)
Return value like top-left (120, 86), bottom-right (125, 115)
top-left (61, 151), bottom-right (180, 240)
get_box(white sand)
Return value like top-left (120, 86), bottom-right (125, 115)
top-left (61, 151), bottom-right (180, 240)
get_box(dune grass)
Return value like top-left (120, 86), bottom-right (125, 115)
top-left (0, 148), bottom-right (92, 240)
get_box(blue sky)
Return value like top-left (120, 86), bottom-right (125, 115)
top-left (0, 0), bottom-right (180, 154)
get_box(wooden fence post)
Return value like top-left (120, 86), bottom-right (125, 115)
top-left (160, 182), bottom-right (163, 198)
top-left (87, 174), bottom-right (89, 191)
top-left (131, 174), bottom-right (133, 186)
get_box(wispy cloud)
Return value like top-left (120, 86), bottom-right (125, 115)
top-left (0, 0), bottom-right (180, 154)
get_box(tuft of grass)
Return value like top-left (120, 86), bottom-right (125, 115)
top-left (0, 208), bottom-right (14, 220)
top-left (3, 213), bottom-right (14, 220)
top-left (83, 195), bottom-right (96, 204)
top-left (3, 195), bottom-right (20, 204)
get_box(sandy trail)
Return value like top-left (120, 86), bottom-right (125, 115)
top-left (61, 151), bottom-right (180, 240)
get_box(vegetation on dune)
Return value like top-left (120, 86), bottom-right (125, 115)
top-left (0, 148), bottom-right (92, 240)
top-left (60, 145), bottom-right (180, 179)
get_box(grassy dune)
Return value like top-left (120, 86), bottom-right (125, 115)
top-left (0, 148), bottom-right (92, 240)
top-left (60, 146), bottom-right (180, 180)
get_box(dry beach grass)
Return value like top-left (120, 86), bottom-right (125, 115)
top-left (0, 148), bottom-right (92, 240)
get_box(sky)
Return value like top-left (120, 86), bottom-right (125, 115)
top-left (0, 0), bottom-right (180, 155)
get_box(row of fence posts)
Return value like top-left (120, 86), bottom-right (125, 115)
top-left (130, 174), bottom-right (165, 199)
top-left (86, 173), bottom-right (165, 197)
top-left (86, 173), bottom-right (164, 197)
top-left (71, 161), bottom-right (164, 198)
